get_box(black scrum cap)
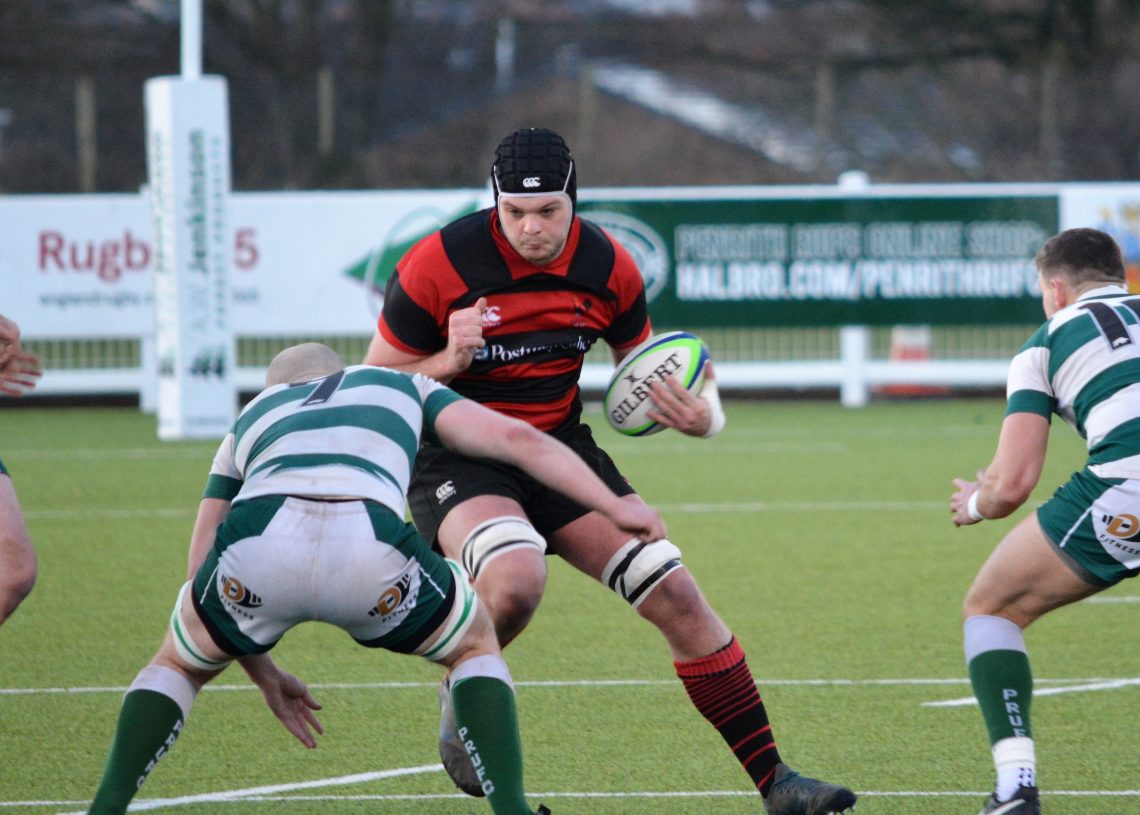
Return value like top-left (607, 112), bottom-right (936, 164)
top-left (492, 128), bottom-right (576, 208)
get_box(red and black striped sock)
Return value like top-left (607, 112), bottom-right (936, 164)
top-left (674, 636), bottom-right (782, 796)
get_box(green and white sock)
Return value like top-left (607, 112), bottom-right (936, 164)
top-left (88, 665), bottom-right (197, 815)
top-left (965, 615), bottom-right (1036, 800)
top-left (449, 654), bottom-right (532, 815)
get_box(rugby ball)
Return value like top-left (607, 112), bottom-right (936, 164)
top-left (604, 331), bottom-right (710, 436)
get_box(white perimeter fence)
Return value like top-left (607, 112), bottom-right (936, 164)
top-left (4, 182), bottom-right (1140, 410)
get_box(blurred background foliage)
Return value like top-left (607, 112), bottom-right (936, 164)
top-left (1, 0), bottom-right (1139, 193)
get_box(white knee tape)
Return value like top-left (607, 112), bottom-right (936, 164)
top-left (418, 559), bottom-right (480, 663)
top-left (601, 538), bottom-right (682, 609)
top-left (170, 581), bottom-right (232, 673)
top-left (461, 515), bottom-right (547, 580)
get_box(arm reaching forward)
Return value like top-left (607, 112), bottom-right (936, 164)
top-left (434, 399), bottom-right (667, 542)
top-left (950, 411), bottom-right (1050, 527)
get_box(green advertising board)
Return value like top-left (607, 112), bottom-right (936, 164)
top-left (576, 194), bottom-right (1059, 326)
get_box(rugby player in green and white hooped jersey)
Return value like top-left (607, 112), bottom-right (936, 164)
top-left (951, 227), bottom-right (1140, 815)
top-left (0, 312), bottom-right (41, 626)
top-left (0, 456), bottom-right (36, 626)
top-left (84, 342), bottom-right (666, 815)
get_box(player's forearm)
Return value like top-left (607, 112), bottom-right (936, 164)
top-left (439, 403), bottom-right (627, 516)
top-left (975, 414), bottom-right (1048, 519)
top-left (364, 342), bottom-right (466, 384)
top-left (186, 498), bottom-right (229, 578)
top-left (380, 350), bottom-right (466, 383)
top-left (974, 468), bottom-right (1033, 519)
top-left (970, 487), bottom-right (1019, 520)
top-left (507, 425), bottom-right (626, 519)
top-left (238, 653), bottom-right (281, 689)
top-left (239, 652), bottom-right (272, 676)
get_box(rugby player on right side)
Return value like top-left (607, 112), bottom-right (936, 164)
top-left (950, 227), bottom-right (1140, 815)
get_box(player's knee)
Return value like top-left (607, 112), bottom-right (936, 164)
top-left (962, 582), bottom-right (1032, 627)
top-left (168, 582), bottom-right (234, 674)
top-left (487, 581), bottom-right (543, 622)
top-left (478, 561), bottom-right (546, 645)
top-left (0, 561), bottom-right (36, 623)
top-left (962, 569), bottom-right (1006, 619)
top-left (963, 595), bottom-right (1021, 626)
top-left (601, 538), bottom-right (683, 609)
top-left (460, 515), bottom-right (547, 581)
top-left (460, 516), bottom-right (547, 642)
top-left (962, 588), bottom-right (986, 620)
top-left (444, 604), bottom-right (502, 668)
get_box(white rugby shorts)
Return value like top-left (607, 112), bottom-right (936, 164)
top-left (189, 496), bottom-right (476, 661)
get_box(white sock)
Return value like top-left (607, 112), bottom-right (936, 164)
top-left (449, 653), bottom-right (513, 688)
top-left (993, 736), bottom-right (1036, 800)
top-left (127, 664), bottom-right (198, 723)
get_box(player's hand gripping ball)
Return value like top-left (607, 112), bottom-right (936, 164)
top-left (604, 331), bottom-right (710, 436)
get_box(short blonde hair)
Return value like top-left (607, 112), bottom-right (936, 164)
top-left (265, 342), bottom-right (343, 386)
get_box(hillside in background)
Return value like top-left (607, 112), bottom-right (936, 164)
top-left (1, 0), bottom-right (1137, 192)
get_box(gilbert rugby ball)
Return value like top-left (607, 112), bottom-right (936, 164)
top-left (604, 331), bottom-right (710, 436)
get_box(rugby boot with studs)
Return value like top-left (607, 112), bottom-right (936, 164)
top-left (437, 680), bottom-right (485, 797)
top-left (979, 785), bottom-right (1041, 815)
top-left (763, 762), bottom-right (857, 815)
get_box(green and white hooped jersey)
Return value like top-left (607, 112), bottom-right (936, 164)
top-left (1007, 285), bottom-right (1140, 479)
top-left (203, 365), bottom-right (463, 517)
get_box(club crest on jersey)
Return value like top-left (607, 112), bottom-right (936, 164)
top-left (367, 568), bottom-right (418, 627)
top-left (482, 306), bottom-right (502, 327)
top-left (1095, 511), bottom-right (1140, 564)
top-left (572, 297), bottom-right (593, 327)
top-left (219, 575), bottom-right (262, 615)
top-left (1101, 512), bottom-right (1140, 541)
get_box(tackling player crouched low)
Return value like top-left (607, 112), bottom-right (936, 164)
top-left (82, 342), bottom-right (673, 815)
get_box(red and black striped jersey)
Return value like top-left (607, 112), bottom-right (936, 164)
top-left (378, 208), bottom-right (651, 431)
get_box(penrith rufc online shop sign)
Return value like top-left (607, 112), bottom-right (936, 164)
top-left (5, 184), bottom-right (1140, 339)
top-left (577, 192), bottom-right (1065, 327)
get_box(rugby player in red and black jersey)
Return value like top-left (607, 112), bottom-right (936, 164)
top-left (364, 128), bottom-right (856, 815)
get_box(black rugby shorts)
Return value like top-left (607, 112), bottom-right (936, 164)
top-left (407, 421), bottom-right (636, 548)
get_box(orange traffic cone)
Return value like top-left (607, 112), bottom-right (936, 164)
top-left (877, 325), bottom-right (949, 398)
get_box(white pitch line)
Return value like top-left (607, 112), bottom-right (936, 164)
top-left (20, 788), bottom-right (1140, 809)
top-left (0, 677), bottom-right (980, 697)
top-left (923, 678), bottom-right (1140, 707)
top-left (265, 788), bottom-right (1140, 799)
top-left (47, 765), bottom-right (440, 815)
top-left (7, 676), bottom-right (1133, 697)
top-left (1083, 594), bottom-right (1140, 603)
